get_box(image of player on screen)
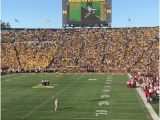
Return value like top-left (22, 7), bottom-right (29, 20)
top-left (81, 0), bottom-right (102, 22)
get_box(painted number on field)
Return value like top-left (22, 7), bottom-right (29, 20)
top-left (98, 101), bottom-right (109, 106)
top-left (95, 110), bottom-right (108, 116)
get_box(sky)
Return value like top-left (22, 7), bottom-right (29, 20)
top-left (1, 0), bottom-right (159, 28)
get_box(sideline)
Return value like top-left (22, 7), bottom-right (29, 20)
top-left (128, 73), bottom-right (159, 120)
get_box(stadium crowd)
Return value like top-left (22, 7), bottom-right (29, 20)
top-left (1, 27), bottom-right (159, 76)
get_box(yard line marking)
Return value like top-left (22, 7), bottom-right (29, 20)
top-left (20, 81), bottom-right (76, 119)
top-left (25, 117), bottom-right (96, 119)
top-left (88, 79), bottom-right (97, 81)
top-left (101, 95), bottom-right (110, 98)
top-left (98, 101), bottom-right (109, 106)
top-left (95, 110), bottom-right (108, 116)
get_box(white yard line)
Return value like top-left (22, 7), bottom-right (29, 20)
top-left (25, 117), bottom-right (96, 119)
top-left (128, 73), bottom-right (159, 120)
top-left (88, 79), bottom-right (97, 81)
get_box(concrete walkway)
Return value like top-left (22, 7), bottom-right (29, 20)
top-left (128, 73), bottom-right (159, 120)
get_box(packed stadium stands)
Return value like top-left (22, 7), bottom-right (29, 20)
top-left (1, 27), bottom-right (159, 75)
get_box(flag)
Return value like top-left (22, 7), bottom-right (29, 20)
top-left (128, 18), bottom-right (132, 22)
top-left (15, 19), bottom-right (20, 22)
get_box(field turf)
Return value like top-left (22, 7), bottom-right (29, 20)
top-left (1, 73), bottom-right (156, 120)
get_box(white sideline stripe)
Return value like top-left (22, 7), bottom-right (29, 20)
top-left (20, 82), bottom-right (74, 119)
top-left (26, 117), bottom-right (96, 119)
top-left (128, 73), bottom-right (159, 120)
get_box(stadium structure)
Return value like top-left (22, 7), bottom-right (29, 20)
top-left (1, 0), bottom-right (159, 120)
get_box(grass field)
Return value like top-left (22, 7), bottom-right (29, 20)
top-left (1, 73), bottom-right (158, 120)
top-left (151, 102), bottom-right (159, 115)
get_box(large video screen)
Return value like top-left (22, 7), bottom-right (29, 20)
top-left (63, 0), bottom-right (112, 27)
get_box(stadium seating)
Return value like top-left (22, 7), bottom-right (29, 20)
top-left (1, 27), bottom-right (159, 76)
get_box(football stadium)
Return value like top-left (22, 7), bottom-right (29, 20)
top-left (1, 0), bottom-right (159, 120)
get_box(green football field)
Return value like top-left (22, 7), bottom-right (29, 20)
top-left (1, 73), bottom-right (158, 120)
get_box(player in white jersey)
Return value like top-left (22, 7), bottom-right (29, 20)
top-left (54, 98), bottom-right (58, 111)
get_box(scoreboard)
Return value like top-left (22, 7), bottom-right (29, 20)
top-left (62, 0), bottom-right (112, 27)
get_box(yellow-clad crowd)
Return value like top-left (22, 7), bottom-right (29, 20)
top-left (1, 27), bottom-right (159, 75)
